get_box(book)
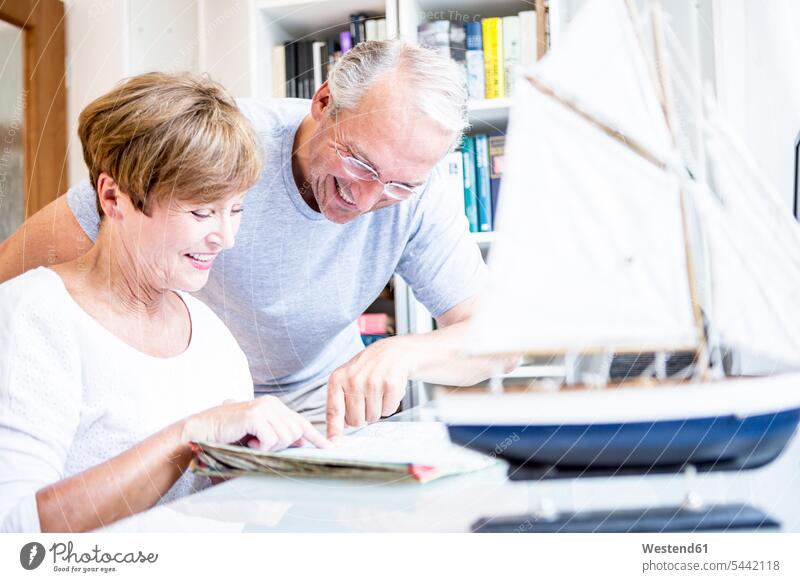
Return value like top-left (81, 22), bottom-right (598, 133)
top-left (519, 9), bottom-right (538, 70)
top-left (305, 41), bottom-right (316, 97)
top-left (417, 20), bottom-right (451, 59)
top-left (350, 13), bottom-right (367, 45)
top-left (357, 14), bottom-right (368, 44)
top-left (191, 422), bottom-right (495, 484)
top-left (474, 134), bottom-right (493, 231)
top-left (312, 41), bottom-right (327, 92)
top-left (358, 313), bottom-right (389, 335)
top-left (361, 334), bottom-right (386, 347)
top-left (284, 41), bottom-right (297, 98)
top-left (377, 18), bottom-right (387, 41)
top-left (502, 15), bottom-right (520, 97)
top-left (465, 21), bottom-right (482, 51)
top-left (300, 41), bottom-right (314, 98)
top-left (326, 38), bottom-right (338, 79)
top-left (465, 22), bottom-right (485, 101)
top-left (271, 45), bottom-right (286, 98)
top-left (340, 30), bottom-right (353, 54)
top-left (365, 17), bottom-right (378, 42)
top-left (449, 22), bottom-right (466, 63)
top-left (488, 134), bottom-right (506, 227)
top-left (438, 151), bottom-right (466, 219)
top-left (482, 17), bottom-right (505, 99)
top-left (461, 136), bottom-right (479, 232)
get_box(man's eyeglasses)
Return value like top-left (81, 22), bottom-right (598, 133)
top-left (332, 115), bottom-right (424, 201)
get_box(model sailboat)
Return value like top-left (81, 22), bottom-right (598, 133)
top-left (436, 0), bottom-right (800, 484)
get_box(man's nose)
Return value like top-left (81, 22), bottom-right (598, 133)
top-left (353, 180), bottom-right (384, 212)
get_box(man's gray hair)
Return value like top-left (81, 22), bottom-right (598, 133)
top-left (327, 40), bottom-right (469, 144)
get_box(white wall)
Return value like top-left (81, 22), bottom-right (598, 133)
top-left (64, 0), bottom-right (200, 186)
top-left (713, 0), bottom-right (800, 211)
top-left (202, 0), bottom-right (256, 98)
top-left (64, 0), bottom-right (129, 186)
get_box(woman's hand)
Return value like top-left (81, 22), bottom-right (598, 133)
top-left (182, 396), bottom-right (331, 451)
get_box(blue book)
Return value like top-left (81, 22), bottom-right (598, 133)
top-left (465, 21), bottom-right (485, 100)
top-left (465, 21), bottom-right (482, 50)
top-left (474, 134), bottom-right (493, 232)
top-left (488, 134), bottom-right (505, 228)
top-left (461, 136), bottom-right (479, 233)
top-left (361, 334), bottom-right (386, 347)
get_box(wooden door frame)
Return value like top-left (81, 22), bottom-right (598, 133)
top-left (0, 0), bottom-right (67, 217)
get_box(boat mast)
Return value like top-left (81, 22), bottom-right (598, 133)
top-left (627, 0), bottom-right (711, 380)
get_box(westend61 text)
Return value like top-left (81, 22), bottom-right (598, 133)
top-left (49, 542), bottom-right (158, 564)
top-left (642, 543), bottom-right (708, 554)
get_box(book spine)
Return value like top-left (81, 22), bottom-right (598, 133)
top-left (361, 334), bottom-right (386, 347)
top-left (366, 18), bottom-right (377, 42)
top-left (418, 20), bottom-right (451, 59)
top-left (358, 313), bottom-right (389, 334)
top-left (350, 14), bottom-right (360, 44)
top-left (350, 13), bottom-right (367, 45)
top-left (358, 14), bottom-right (367, 45)
top-left (474, 134), bottom-right (493, 231)
top-left (449, 22), bottom-right (466, 63)
top-left (465, 21), bottom-right (482, 51)
top-left (272, 45), bottom-right (286, 98)
top-left (519, 10), bottom-right (538, 70)
top-left (284, 41), bottom-right (297, 98)
top-left (296, 41), bottom-right (305, 98)
top-left (312, 41), bottom-right (324, 92)
top-left (319, 42), bottom-right (329, 85)
top-left (502, 16), bottom-right (520, 97)
top-left (465, 22), bottom-right (484, 101)
top-left (326, 38), bottom-right (338, 78)
top-left (305, 41), bottom-right (315, 97)
top-left (340, 31), bottom-right (353, 54)
top-left (488, 134), bottom-right (506, 228)
top-left (439, 151), bottom-right (466, 219)
top-left (482, 17), bottom-right (504, 99)
top-left (461, 137), bottom-right (479, 233)
top-left (377, 18), bottom-right (387, 41)
top-left (300, 41), bottom-right (312, 99)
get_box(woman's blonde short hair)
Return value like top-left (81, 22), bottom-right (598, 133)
top-left (78, 72), bottom-right (261, 217)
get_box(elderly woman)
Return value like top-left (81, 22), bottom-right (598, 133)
top-left (0, 73), bottom-right (329, 533)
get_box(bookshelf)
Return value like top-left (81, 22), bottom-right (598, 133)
top-left (469, 230), bottom-right (496, 247)
top-left (199, 0), bottom-right (576, 407)
top-left (391, 0), bottom-right (557, 406)
top-left (467, 97), bottom-right (512, 132)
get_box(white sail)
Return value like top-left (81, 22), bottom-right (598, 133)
top-left (693, 104), bottom-right (800, 367)
top-left (466, 0), bottom-right (699, 355)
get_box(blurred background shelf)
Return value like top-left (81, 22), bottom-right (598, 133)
top-left (468, 97), bottom-right (512, 132)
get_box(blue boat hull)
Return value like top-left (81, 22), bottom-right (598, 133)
top-left (447, 409), bottom-right (800, 474)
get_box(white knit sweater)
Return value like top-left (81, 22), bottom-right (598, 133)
top-left (0, 268), bottom-right (253, 532)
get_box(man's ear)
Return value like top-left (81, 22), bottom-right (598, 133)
top-left (310, 80), bottom-right (331, 121)
top-left (96, 173), bottom-right (125, 220)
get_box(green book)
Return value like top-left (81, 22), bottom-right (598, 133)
top-left (474, 134), bottom-right (493, 232)
top-left (461, 136), bottom-right (479, 233)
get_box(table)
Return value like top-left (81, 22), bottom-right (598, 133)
top-left (98, 406), bottom-right (800, 532)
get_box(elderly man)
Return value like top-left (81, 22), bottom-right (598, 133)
top-left (0, 40), bottom-right (509, 439)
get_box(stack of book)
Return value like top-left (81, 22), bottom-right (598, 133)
top-left (438, 134), bottom-right (505, 233)
top-left (358, 312), bottom-right (393, 346)
top-left (417, 10), bottom-right (540, 100)
top-left (272, 14), bottom-right (388, 99)
top-left (191, 422), bottom-right (495, 484)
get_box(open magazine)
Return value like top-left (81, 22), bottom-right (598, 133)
top-left (190, 421), bottom-right (496, 484)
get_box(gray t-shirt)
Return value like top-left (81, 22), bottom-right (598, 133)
top-left (67, 97), bottom-right (487, 395)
